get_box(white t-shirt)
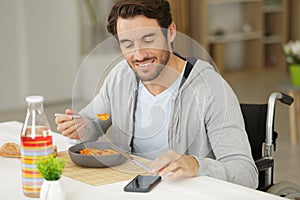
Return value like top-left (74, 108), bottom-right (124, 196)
top-left (133, 63), bottom-right (186, 160)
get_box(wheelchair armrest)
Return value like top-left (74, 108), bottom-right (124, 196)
top-left (255, 157), bottom-right (274, 171)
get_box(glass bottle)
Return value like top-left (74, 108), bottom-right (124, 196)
top-left (20, 96), bottom-right (53, 198)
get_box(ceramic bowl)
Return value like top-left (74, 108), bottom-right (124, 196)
top-left (68, 141), bottom-right (127, 168)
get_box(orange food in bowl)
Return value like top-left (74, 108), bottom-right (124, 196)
top-left (79, 148), bottom-right (117, 156)
top-left (96, 113), bottom-right (110, 121)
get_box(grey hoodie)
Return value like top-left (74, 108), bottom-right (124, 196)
top-left (79, 58), bottom-right (258, 189)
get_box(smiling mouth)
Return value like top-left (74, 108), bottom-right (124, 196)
top-left (134, 58), bottom-right (156, 68)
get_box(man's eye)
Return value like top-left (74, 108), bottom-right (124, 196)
top-left (121, 42), bottom-right (134, 49)
top-left (143, 36), bottom-right (154, 43)
top-left (125, 44), bottom-right (133, 49)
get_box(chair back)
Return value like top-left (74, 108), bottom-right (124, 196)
top-left (240, 104), bottom-right (276, 160)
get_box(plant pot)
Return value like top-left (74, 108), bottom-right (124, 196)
top-left (40, 179), bottom-right (66, 200)
top-left (289, 64), bottom-right (300, 86)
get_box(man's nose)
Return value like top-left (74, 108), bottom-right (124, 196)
top-left (132, 47), bottom-right (147, 61)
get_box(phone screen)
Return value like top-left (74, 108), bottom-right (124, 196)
top-left (123, 175), bottom-right (161, 192)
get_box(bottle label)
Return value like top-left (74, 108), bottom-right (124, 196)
top-left (21, 135), bottom-right (53, 196)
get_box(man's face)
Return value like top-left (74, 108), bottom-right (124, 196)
top-left (116, 15), bottom-right (171, 81)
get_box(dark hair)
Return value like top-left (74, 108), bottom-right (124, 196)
top-left (107, 0), bottom-right (172, 36)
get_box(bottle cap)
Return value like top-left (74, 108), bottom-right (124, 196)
top-left (25, 96), bottom-right (44, 103)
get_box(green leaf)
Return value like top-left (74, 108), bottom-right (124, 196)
top-left (36, 155), bottom-right (67, 181)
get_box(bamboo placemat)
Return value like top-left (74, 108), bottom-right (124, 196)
top-left (59, 151), bottom-right (152, 186)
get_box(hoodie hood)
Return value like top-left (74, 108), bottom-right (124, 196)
top-left (179, 57), bottom-right (216, 91)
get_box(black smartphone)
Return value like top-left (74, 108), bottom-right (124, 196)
top-left (123, 175), bottom-right (161, 193)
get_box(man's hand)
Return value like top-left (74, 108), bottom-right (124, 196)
top-left (150, 150), bottom-right (199, 180)
top-left (55, 109), bottom-right (87, 140)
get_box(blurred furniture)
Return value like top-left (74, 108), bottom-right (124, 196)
top-left (169, 0), bottom-right (190, 35)
top-left (189, 0), bottom-right (287, 73)
top-left (289, 0), bottom-right (300, 40)
top-left (279, 83), bottom-right (300, 145)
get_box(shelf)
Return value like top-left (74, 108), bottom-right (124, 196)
top-left (264, 35), bottom-right (282, 44)
top-left (209, 0), bottom-right (260, 6)
top-left (208, 31), bottom-right (262, 44)
top-left (190, 0), bottom-right (287, 72)
top-left (263, 5), bottom-right (283, 13)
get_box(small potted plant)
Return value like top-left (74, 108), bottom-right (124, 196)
top-left (36, 156), bottom-right (67, 200)
top-left (282, 40), bottom-right (300, 86)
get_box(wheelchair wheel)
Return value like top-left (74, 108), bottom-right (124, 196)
top-left (267, 181), bottom-right (300, 199)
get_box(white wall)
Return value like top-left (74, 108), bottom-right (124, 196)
top-left (0, 0), bottom-right (24, 111)
top-left (0, 0), bottom-right (80, 111)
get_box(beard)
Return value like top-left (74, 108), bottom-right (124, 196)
top-left (129, 50), bottom-right (171, 81)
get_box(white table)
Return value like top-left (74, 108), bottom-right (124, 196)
top-left (0, 121), bottom-right (287, 200)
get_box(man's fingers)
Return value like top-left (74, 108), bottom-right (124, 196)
top-left (65, 109), bottom-right (80, 116)
top-left (151, 157), bottom-right (171, 173)
top-left (157, 160), bottom-right (179, 177)
top-left (152, 153), bottom-right (200, 180)
top-left (60, 118), bottom-right (85, 137)
top-left (55, 109), bottom-right (78, 124)
top-left (67, 125), bottom-right (84, 140)
top-left (55, 114), bottom-right (73, 124)
top-left (168, 168), bottom-right (184, 180)
top-left (65, 109), bottom-right (74, 115)
top-left (151, 150), bottom-right (180, 173)
top-left (70, 121), bottom-right (87, 139)
top-left (57, 119), bottom-right (74, 133)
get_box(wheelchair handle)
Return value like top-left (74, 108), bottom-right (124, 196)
top-left (279, 93), bottom-right (294, 105)
top-left (264, 92), bottom-right (293, 158)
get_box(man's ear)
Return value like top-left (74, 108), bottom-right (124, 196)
top-left (168, 21), bottom-right (176, 43)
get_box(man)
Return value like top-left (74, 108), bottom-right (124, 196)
top-left (56, 0), bottom-right (258, 188)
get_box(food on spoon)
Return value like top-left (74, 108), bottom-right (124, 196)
top-left (79, 148), bottom-right (117, 156)
top-left (96, 113), bottom-right (110, 121)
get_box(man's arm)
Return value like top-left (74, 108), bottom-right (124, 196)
top-left (196, 73), bottom-right (258, 188)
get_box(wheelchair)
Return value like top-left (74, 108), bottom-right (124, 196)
top-left (240, 92), bottom-right (300, 199)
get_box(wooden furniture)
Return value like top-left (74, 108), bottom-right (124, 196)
top-left (289, 0), bottom-right (300, 40)
top-left (279, 83), bottom-right (300, 145)
top-left (189, 0), bottom-right (288, 73)
top-left (263, 0), bottom-right (288, 69)
top-left (169, 0), bottom-right (190, 35)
